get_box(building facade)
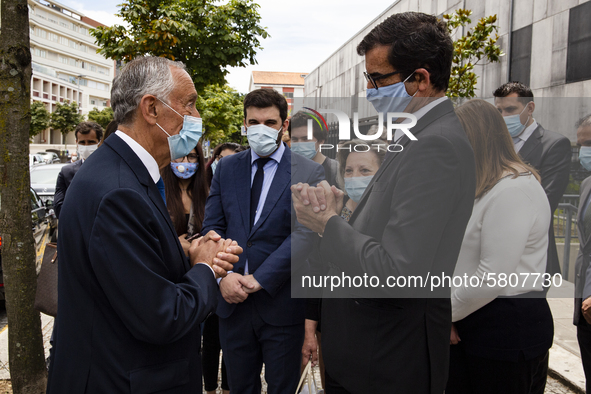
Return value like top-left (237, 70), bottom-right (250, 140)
top-left (303, 0), bottom-right (591, 143)
top-left (249, 71), bottom-right (308, 115)
top-left (27, 0), bottom-right (114, 151)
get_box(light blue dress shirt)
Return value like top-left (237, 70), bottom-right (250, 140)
top-left (244, 142), bottom-right (285, 274)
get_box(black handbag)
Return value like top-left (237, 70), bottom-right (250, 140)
top-left (34, 242), bottom-right (58, 317)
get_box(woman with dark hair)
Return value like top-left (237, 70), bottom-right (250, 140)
top-left (447, 99), bottom-right (554, 394)
top-left (205, 142), bottom-right (242, 187)
top-left (161, 142), bottom-right (229, 394)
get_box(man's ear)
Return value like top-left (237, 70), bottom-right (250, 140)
top-left (140, 95), bottom-right (158, 126)
top-left (528, 101), bottom-right (536, 116)
top-left (282, 119), bottom-right (289, 132)
top-left (413, 68), bottom-right (431, 93)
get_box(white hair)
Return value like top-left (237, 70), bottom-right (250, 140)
top-left (111, 56), bottom-right (187, 125)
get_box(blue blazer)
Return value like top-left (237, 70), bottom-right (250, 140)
top-left (47, 134), bottom-right (218, 393)
top-left (202, 145), bottom-right (324, 326)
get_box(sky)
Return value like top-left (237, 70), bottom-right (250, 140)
top-left (62, 0), bottom-right (396, 93)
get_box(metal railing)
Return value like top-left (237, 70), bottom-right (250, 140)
top-left (555, 203), bottom-right (578, 279)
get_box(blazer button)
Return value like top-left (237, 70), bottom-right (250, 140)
top-left (247, 241), bottom-right (253, 247)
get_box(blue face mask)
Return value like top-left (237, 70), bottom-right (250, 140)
top-left (211, 159), bottom-right (218, 175)
top-left (580, 147), bottom-right (591, 171)
top-left (170, 162), bottom-right (198, 179)
top-left (503, 103), bottom-right (531, 138)
top-left (291, 141), bottom-right (317, 160)
top-left (156, 98), bottom-right (203, 161)
top-left (345, 175), bottom-right (374, 203)
top-left (366, 72), bottom-right (416, 115)
top-left (247, 124), bottom-right (282, 157)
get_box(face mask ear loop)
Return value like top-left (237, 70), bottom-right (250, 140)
top-left (156, 123), bottom-right (172, 137)
top-left (157, 97), bottom-right (184, 119)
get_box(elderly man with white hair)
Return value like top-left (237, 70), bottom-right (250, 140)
top-left (47, 56), bottom-right (242, 393)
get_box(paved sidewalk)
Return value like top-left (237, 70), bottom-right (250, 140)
top-left (0, 283), bottom-right (585, 392)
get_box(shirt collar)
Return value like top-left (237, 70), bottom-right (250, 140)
top-left (251, 140), bottom-right (285, 165)
top-left (411, 96), bottom-right (448, 121)
top-left (115, 130), bottom-right (161, 183)
top-left (515, 119), bottom-right (538, 142)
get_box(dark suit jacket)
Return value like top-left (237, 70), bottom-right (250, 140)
top-left (518, 124), bottom-right (571, 275)
top-left (201, 145), bottom-right (324, 326)
top-left (47, 134), bottom-right (218, 393)
top-left (54, 159), bottom-right (83, 218)
top-left (574, 177), bottom-right (591, 325)
top-left (318, 100), bottom-right (476, 394)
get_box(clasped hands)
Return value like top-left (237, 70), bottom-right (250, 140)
top-left (291, 180), bottom-right (345, 234)
top-left (188, 230), bottom-right (243, 279)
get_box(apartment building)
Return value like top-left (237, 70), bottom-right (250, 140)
top-left (249, 71), bottom-right (308, 116)
top-left (27, 0), bottom-right (114, 149)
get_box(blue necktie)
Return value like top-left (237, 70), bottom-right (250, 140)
top-left (156, 178), bottom-right (166, 206)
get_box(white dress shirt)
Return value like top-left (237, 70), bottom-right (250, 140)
top-left (512, 119), bottom-right (538, 152)
top-left (393, 96), bottom-right (448, 142)
top-left (115, 130), bottom-right (216, 278)
top-left (451, 173), bottom-right (550, 322)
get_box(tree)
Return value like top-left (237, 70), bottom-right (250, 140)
top-left (0, 0), bottom-right (49, 392)
top-left (50, 101), bottom-right (83, 149)
top-left (30, 101), bottom-right (51, 140)
top-left (197, 84), bottom-right (245, 147)
top-left (443, 9), bottom-right (504, 99)
top-left (91, 0), bottom-right (269, 92)
top-left (87, 106), bottom-right (114, 129)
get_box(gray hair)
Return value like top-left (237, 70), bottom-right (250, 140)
top-left (111, 56), bottom-right (187, 125)
top-left (577, 114), bottom-right (591, 129)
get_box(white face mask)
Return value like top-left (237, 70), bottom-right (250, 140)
top-left (78, 144), bottom-right (98, 160)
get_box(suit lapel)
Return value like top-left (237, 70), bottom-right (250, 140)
top-left (518, 125), bottom-right (542, 161)
top-left (105, 135), bottom-right (189, 271)
top-left (235, 152), bottom-right (253, 236)
top-left (348, 100), bottom-right (456, 224)
top-left (579, 183), bottom-right (591, 249)
top-left (250, 147), bottom-right (291, 237)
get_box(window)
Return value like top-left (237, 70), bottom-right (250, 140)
top-left (71, 23), bottom-right (79, 32)
top-left (49, 33), bottom-right (58, 42)
top-left (36, 11), bottom-right (46, 19)
top-left (59, 56), bottom-right (68, 64)
top-left (30, 26), bottom-right (35, 35)
top-left (88, 81), bottom-right (97, 89)
top-left (79, 44), bottom-right (87, 53)
top-left (60, 36), bottom-right (68, 46)
top-left (90, 99), bottom-right (96, 105)
top-left (509, 25), bottom-right (532, 86)
top-left (69, 58), bottom-right (76, 67)
top-left (567, 1), bottom-right (591, 83)
top-left (48, 17), bottom-right (57, 24)
top-left (36, 28), bottom-right (47, 39)
top-left (90, 65), bottom-right (97, 72)
top-left (102, 101), bottom-right (107, 107)
top-left (98, 67), bottom-right (107, 75)
top-left (34, 48), bottom-right (46, 58)
top-left (60, 22), bottom-right (68, 28)
top-left (283, 92), bottom-right (294, 99)
top-left (78, 79), bottom-right (87, 87)
top-left (80, 27), bottom-right (88, 35)
top-left (69, 41), bottom-right (78, 50)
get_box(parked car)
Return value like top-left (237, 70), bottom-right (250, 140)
top-left (36, 152), bottom-right (61, 164)
top-left (0, 188), bottom-right (57, 301)
top-left (29, 153), bottom-right (46, 167)
top-left (30, 163), bottom-right (67, 204)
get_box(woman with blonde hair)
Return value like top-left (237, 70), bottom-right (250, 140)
top-left (447, 99), bottom-right (554, 394)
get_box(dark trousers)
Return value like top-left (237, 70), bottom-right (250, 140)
top-left (219, 297), bottom-right (304, 394)
top-left (447, 342), bottom-right (549, 394)
top-left (324, 368), bottom-right (353, 394)
top-left (577, 317), bottom-right (591, 393)
top-left (202, 314), bottom-right (229, 391)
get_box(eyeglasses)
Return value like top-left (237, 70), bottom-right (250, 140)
top-left (179, 153), bottom-right (198, 163)
top-left (363, 71), bottom-right (403, 90)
